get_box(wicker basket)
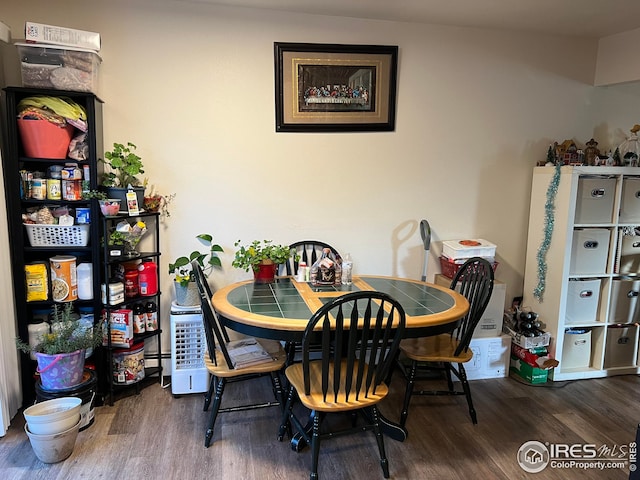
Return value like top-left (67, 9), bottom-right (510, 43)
top-left (439, 255), bottom-right (498, 279)
top-left (24, 223), bottom-right (90, 247)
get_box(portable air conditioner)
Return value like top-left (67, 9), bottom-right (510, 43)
top-left (170, 302), bottom-right (209, 395)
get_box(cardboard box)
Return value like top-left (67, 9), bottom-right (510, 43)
top-left (16, 42), bottom-right (101, 94)
top-left (465, 334), bottom-right (510, 380)
top-left (503, 320), bottom-right (551, 349)
top-left (25, 21), bottom-right (100, 51)
top-left (102, 309), bottom-right (133, 348)
top-left (510, 355), bottom-right (548, 384)
top-left (435, 274), bottom-right (506, 337)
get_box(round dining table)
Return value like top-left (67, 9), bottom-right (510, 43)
top-left (212, 274), bottom-right (469, 443)
top-left (212, 274), bottom-right (469, 342)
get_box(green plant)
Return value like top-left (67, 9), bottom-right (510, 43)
top-left (232, 239), bottom-right (294, 273)
top-left (82, 189), bottom-right (107, 200)
top-left (101, 142), bottom-right (145, 188)
top-left (169, 233), bottom-right (224, 286)
top-left (16, 303), bottom-right (102, 355)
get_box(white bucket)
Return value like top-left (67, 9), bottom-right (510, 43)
top-left (24, 418), bottom-right (80, 463)
top-left (23, 397), bottom-right (81, 435)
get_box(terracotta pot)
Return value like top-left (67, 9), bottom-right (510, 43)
top-left (254, 260), bottom-right (276, 284)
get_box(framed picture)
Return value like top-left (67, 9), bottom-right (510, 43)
top-left (274, 42), bottom-right (398, 132)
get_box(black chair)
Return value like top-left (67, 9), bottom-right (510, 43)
top-left (398, 256), bottom-right (494, 426)
top-left (192, 261), bottom-right (287, 448)
top-left (278, 291), bottom-right (406, 480)
top-left (279, 240), bottom-right (341, 276)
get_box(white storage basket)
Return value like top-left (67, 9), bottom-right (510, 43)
top-left (24, 223), bottom-right (90, 247)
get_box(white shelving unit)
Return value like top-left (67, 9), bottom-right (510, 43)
top-left (523, 166), bottom-right (640, 381)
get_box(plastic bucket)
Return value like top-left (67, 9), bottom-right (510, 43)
top-left (36, 350), bottom-right (85, 390)
top-left (23, 397), bottom-right (81, 435)
top-left (24, 418), bottom-right (80, 463)
top-left (36, 369), bottom-right (97, 431)
top-left (17, 119), bottom-right (74, 159)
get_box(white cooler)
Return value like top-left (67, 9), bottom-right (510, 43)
top-left (570, 228), bottom-right (610, 275)
top-left (574, 176), bottom-right (616, 224)
top-left (565, 279), bottom-right (601, 324)
top-left (561, 329), bottom-right (592, 369)
top-left (170, 302), bottom-right (209, 395)
top-left (609, 279), bottom-right (640, 324)
top-left (604, 325), bottom-right (637, 368)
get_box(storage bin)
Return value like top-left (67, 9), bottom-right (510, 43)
top-left (609, 278), bottom-right (640, 324)
top-left (16, 42), bottom-right (101, 94)
top-left (566, 279), bottom-right (601, 324)
top-left (570, 228), bottom-right (610, 275)
top-left (17, 120), bottom-right (74, 159)
top-left (619, 235), bottom-right (640, 274)
top-left (24, 223), bottom-right (89, 247)
top-left (604, 325), bottom-right (637, 368)
top-left (442, 239), bottom-right (496, 259)
top-left (561, 328), bottom-right (592, 369)
top-left (620, 178), bottom-right (640, 223)
top-left (574, 176), bottom-right (616, 224)
top-left (438, 256), bottom-right (498, 280)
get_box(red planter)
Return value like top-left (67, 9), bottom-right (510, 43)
top-left (254, 261), bottom-right (276, 284)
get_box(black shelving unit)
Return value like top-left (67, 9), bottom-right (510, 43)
top-left (1, 87), bottom-right (104, 406)
top-left (100, 210), bottom-right (162, 405)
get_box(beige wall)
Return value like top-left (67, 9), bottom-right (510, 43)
top-left (3, 0), bottom-right (640, 326)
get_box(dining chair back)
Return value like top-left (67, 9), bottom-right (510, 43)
top-left (192, 261), bottom-right (287, 447)
top-left (279, 240), bottom-right (341, 276)
top-left (398, 256), bottom-right (494, 426)
top-left (278, 291), bottom-right (406, 480)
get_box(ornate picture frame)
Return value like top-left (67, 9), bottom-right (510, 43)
top-left (274, 42), bottom-right (398, 132)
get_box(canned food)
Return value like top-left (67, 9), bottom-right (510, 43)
top-left (31, 178), bottom-right (47, 200)
top-left (50, 255), bottom-right (78, 302)
top-left (62, 179), bottom-right (82, 201)
top-left (47, 178), bottom-right (61, 200)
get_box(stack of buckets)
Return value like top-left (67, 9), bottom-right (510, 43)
top-left (23, 397), bottom-right (83, 463)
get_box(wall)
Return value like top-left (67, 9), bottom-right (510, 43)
top-left (595, 28), bottom-right (640, 86)
top-left (2, 1), bottom-right (632, 351)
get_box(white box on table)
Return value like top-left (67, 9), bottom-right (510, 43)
top-left (441, 239), bottom-right (496, 260)
top-left (435, 274), bottom-right (505, 337)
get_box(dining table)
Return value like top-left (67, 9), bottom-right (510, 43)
top-left (212, 274), bottom-right (470, 443)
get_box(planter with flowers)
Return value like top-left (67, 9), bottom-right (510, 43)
top-left (168, 233), bottom-right (224, 306)
top-left (100, 142), bottom-right (145, 211)
top-left (232, 239), bottom-right (295, 283)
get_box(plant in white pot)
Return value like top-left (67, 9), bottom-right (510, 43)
top-left (16, 302), bottom-right (102, 390)
top-left (168, 233), bottom-right (224, 306)
top-left (100, 142), bottom-right (145, 211)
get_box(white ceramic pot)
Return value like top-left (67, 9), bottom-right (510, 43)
top-left (23, 397), bottom-right (82, 435)
top-left (24, 418), bottom-right (81, 463)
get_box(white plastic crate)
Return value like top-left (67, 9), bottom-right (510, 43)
top-left (442, 239), bottom-right (496, 259)
top-left (24, 223), bottom-right (89, 247)
top-left (170, 305), bottom-right (209, 395)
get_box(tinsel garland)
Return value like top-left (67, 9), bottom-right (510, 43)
top-left (533, 163), bottom-right (562, 301)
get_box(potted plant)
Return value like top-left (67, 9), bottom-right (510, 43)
top-left (100, 142), bottom-right (145, 210)
top-left (232, 239), bottom-right (295, 283)
top-left (168, 233), bottom-right (224, 305)
top-left (16, 302), bottom-right (102, 390)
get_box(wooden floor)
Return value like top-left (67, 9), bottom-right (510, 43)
top-left (2, 370), bottom-right (639, 480)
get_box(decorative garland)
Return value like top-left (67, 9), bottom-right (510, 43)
top-left (533, 163), bottom-right (562, 301)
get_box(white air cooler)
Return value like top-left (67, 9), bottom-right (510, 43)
top-left (170, 302), bottom-right (209, 395)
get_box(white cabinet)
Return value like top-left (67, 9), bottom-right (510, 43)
top-left (523, 166), bottom-right (640, 381)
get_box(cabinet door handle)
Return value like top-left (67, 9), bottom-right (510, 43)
top-left (627, 290), bottom-right (639, 298)
top-left (635, 190), bottom-right (640, 199)
top-left (583, 240), bottom-right (599, 249)
top-left (633, 241), bottom-right (640, 248)
top-left (590, 188), bottom-right (606, 198)
top-left (579, 290), bottom-right (593, 298)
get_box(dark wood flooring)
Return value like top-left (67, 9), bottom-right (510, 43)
top-left (1, 370), bottom-right (639, 479)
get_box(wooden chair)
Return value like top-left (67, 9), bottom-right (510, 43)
top-left (278, 291), bottom-right (406, 480)
top-left (398, 256), bottom-right (494, 426)
top-left (279, 240), bottom-right (341, 276)
top-left (192, 261), bottom-right (287, 448)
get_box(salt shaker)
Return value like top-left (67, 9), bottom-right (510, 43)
top-left (341, 253), bottom-right (353, 285)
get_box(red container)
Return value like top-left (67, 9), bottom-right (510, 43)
top-left (17, 119), bottom-right (74, 159)
top-left (439, 255), bottom-right (498, 279)
top-left (137, 260), bottom-right (158, 296)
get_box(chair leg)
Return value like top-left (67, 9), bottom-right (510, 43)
top-left (370, 406), bottom-right (390, 478)
top-left (204, 377), bottom-right (226, 448)
top-left (457, 363), bottom-right (477, 424)
top-left (444, 362), bottom-right (454, 392)
top-left (277, 386), bottom-right (295, 441)
top-left (203, 375), bottom-right (216, 412)
top-left (270, 371), bottom-right (285, 409)
top-left (310, 410), bottom-right (321, 480)
top-left (399, 360), bottom-right (417, 428)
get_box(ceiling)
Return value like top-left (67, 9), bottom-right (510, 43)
top-left (176, 0), bottom-right (640, 39)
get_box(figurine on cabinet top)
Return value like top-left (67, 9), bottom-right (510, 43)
top-left (584, 138), bottom-right (600, 166)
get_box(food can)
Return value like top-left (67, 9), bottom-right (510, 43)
top-left (49, 255), bottom-right (78, 302)
top-left (62, 179), bottom-right (82, 201)
top-left (112, 342), bottom-right (145, 385)
top-left (47, 178), bottom-right (61, 200)
top-left (31, 178), bottom-right (47, 200)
